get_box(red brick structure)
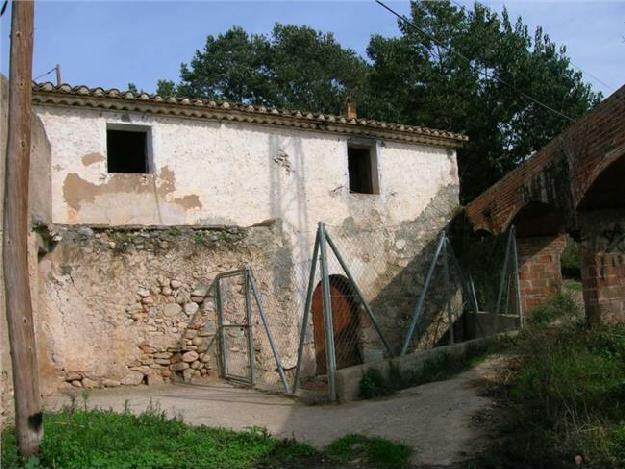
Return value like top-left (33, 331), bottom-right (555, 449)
top-left (517, 235), bottom-right (567, 313)
top-left (465, 84), bottom-right (625, 324)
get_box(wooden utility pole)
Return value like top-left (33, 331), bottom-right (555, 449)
top-left (3, 0), bottom-right (42, 456)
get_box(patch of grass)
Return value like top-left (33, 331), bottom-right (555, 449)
top-left (325, 434), bottom-right (413, 468)
top-left (527, 293), bottom-right (581, 326)
top-left (1, 405), bottom-right (318, 469)
top-left (469, 294), bottom-right (625, 468)
top-left (563, 278), bottom-right (582, 292)
top-left (1, 405), bottom-right (415, 469)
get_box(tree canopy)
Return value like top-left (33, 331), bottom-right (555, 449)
top-left (157, 1), bottom-right (600, 202)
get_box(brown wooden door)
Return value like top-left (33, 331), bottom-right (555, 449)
top-left (312, 276), bottom-right (361, 374)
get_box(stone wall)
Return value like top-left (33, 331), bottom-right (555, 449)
top-left (35, 221), bottom-right (296, 391)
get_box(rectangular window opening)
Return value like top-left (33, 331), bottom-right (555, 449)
top-left (348, 144), bottom-right (378, 195)
top-left (106, 127), bottom-right (150, 174)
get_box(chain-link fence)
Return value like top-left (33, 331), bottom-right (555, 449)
top-left (213, 221), bottom-right (523, 400)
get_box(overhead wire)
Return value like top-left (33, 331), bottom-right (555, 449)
top-left (373, 0), bottom-right (575, 122)
top-left (33, 67), bottom-right (57, 82)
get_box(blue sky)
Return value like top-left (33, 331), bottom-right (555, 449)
top-left (1, 1), bottom-right (623, 97)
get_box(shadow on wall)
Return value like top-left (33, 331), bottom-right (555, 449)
top-left (302, 184), bottom-right (490, 371)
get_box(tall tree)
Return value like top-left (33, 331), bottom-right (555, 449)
top-left (158, 2), bottom-right (599, 202)
top-left (157, 24), bottom-right (369, 115)
top-left (366, 1), bottom-right (599, 201)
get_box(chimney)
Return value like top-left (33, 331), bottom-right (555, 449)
top-left (343, 96), bottom-right (357, 120)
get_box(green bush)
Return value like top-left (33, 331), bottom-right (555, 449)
top-left (561, 238), bottom-right (581, 279)
top-left (359, 368), bottom-right (390, 399)
top-left (527, 293), bottom-right (581, 326)
top-left (472, 300), bottom-right (625, 468)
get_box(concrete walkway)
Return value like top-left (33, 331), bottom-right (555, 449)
top-left (46, 358), bottom-right (503, 467)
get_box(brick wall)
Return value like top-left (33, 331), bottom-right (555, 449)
top-left (517, 235), bottom-right (566, 314)
top-left (580, 210), bottom-right (625, 325)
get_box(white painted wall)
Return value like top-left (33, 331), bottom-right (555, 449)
top-left (35, 105), bottom-right (458, 231)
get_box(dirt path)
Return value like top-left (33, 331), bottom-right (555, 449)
top-left (46, 357), bottom-right (505, 467)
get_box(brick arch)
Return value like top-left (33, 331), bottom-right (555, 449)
top-left (511, 202), bottom-right (567, 238)
top-left (464, 84), bottom-right (625, 323)
top-left (577, 154), bottom-right (625, 211)
top-left (466, 84), bottom-right (625, 236)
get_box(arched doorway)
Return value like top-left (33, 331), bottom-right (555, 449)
top-left (311, 275), bottom-right (361, 374)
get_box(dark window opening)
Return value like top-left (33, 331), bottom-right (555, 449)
top-left (106, 128), bottom-right (149, 173)
top-left (348, 145), bottom-right (377, 194)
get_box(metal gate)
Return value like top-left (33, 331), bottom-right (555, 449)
top-left (215, 269), bottom-right (255, 385)
top-left (215, 267), bottom-right (290, 392)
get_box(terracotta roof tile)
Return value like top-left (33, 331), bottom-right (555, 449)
top-left (32, 81), bottom-right (469, 148)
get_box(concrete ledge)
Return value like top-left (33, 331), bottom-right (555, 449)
top-left (335, 332), bottom-right (516, 402)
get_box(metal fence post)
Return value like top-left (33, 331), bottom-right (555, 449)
top-left (215, 277), bottom-right (227, 378)
top-left (511, 225), bottom-right (524, 328)
top-left (496, 228), bottom-right (514, 315)
top-left (249, 271), bottom-right (291, 394)
top-left (401, 232), bottom-right (447, 356)
top-left (468, 274), bottom-right (480, 314)
top-left (443, 236), bottom-right (454, 344)
top-left (244, 267), bottom-right (256, 385)
top-left (292, 229), bottom-right (321, 393)
top-left (319, 223), bottom-right (337, 401)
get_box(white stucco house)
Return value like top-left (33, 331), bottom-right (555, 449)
top-left (1, 79), bottom-right (467, 408)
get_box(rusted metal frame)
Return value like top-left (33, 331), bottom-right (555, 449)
top-left (401, 232), bottom-right (447, 356)
top-left (220, 325), bottom-right (252, 383)
top-left (319, 223), bottom-right (337, 401)
top-left (249, 271), bottom-right (291, 394)
top-left (292, 229), bottom-right (321, 393)
top-left (324, 230), bottom-right (394, 357)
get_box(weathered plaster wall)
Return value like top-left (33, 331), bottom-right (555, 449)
top-left (34, 105), bottom-right (457, 235)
